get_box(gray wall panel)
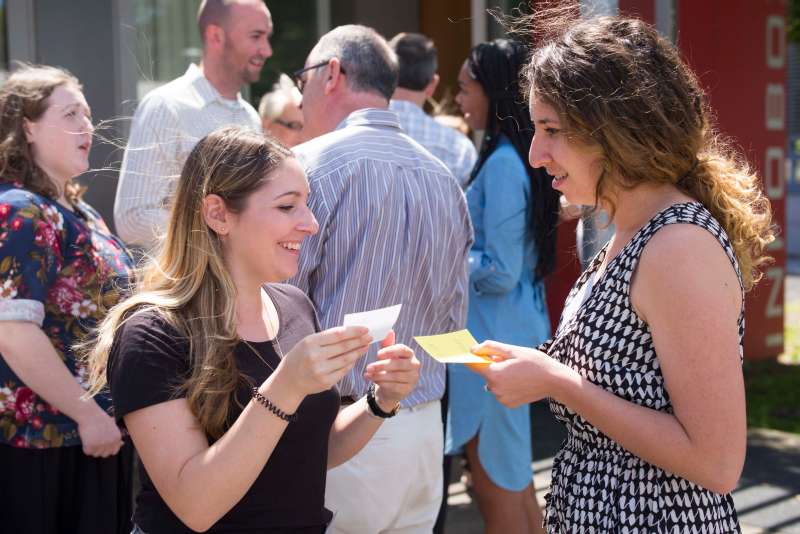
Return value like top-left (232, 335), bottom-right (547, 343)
top-left (34, 0), bottom-right (122, 228)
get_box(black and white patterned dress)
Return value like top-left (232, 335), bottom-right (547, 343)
top-left (542, 202), bottom-right (742, 533)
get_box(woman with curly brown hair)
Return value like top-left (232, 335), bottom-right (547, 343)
top-left (472, 10), bottom-right (774, 533)
top-left (0, 65), bottom-right (134, 533)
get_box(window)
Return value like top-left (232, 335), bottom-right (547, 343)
top-left (132, 0), bottom-right (323, 106)
top-left (134, 0), bottom-right (203, 99)
top-left (655, 0), bottom-right (677, 44)
top-left (251, 1), bottom-right (321, 103)
top-left (579, 0), bottom-right (618, 17)
top-left (487, 0), bottom-right (529, 41)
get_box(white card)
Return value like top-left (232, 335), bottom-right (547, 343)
top-left (343, 304), bottom-right (402, 344)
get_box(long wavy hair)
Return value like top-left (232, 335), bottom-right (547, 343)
top-left (523, 11), bottom-right (774, 290)
top-left (0, 64), bottom-right (85, 203)
top-left (467, 39), bottom-right (561, 279)
top-left (85, 127), bottom-right (292, 439)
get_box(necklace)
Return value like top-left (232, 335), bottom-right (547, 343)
top-left (242, 339), bottom-right (277, 372)
top-left (240, 287), bottom-right (283, 372)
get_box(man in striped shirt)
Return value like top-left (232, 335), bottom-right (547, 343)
top-left (114, 0), bottom-right (271, 249)
top-left (388, 32), bottom-right (478, 189)
top-left (289, 25), bottom-right (473, 534)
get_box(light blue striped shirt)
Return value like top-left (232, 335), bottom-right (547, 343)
top-left (290, 108), bottom-right (473, 406)
top-left (389, 100), bottom-right (478, 188)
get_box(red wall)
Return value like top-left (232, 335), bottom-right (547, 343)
top-left (619, 0), bottom-right (788, 359)
top-left (618, 0), bottom-right (654, 22)
top-left (544, 220), bottom-right (582, 334)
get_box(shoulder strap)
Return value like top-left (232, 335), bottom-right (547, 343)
top-left (613, 202), bottom-right (743, 293)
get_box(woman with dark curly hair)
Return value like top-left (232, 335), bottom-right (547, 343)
top-left (0, 65), bottom-right (134, 533)
top-left (472, 9), bottom-right (775, 533)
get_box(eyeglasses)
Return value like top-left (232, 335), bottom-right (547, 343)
top-left (292, 59), bottom-right (346, 94)
top-left (273, 119), bottom-right (303, 131)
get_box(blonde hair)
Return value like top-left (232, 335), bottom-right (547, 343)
top-left (0, 64), bottom-right (86, 203)
top-left (524, 12), bottom-right (774, 290)
top-left (84, 126), bottom-right (291, 439)
top-left (257, 74), bottom-right (301, 121)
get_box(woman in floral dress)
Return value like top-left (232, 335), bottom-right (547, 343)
top-left (0, 65), bottom-right (134, 533)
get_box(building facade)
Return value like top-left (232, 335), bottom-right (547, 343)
top-left (0, 0), bottom-right (790, 357)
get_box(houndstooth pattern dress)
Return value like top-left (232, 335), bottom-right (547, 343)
top-left (542, 202), bottom-right (742, 533)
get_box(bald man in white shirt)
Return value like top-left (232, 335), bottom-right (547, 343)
top-left (114, 0), bottom-right (271, 249)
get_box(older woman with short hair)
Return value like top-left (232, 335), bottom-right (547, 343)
top-left (258, 74), bottom-right (305, 146)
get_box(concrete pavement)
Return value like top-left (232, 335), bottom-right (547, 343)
top-left (443, 405), bottom-right (800, 533)
top-left (442, 275), bottom-right (800, 532)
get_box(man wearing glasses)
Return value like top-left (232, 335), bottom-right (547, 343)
top-left (288, 25), bottom-right (473, 534)
top-left (114, 0), bottom-right (271, 250)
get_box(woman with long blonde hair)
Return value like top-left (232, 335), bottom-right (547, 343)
top-left (471, 9), bottom-right (774, 533)
top-left (85, 126), bottom-right (420, 534)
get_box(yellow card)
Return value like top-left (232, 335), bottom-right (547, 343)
top-left (414, 330), bottom-right (492, 364)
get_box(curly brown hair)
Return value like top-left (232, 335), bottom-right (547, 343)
top-left (0, 64), bottom-right (86, 203)
top-left (523, 10), bottom-right (774, 290)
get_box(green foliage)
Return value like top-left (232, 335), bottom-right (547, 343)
top-left (744, 289), bottom-right (800, 435)
top-left (745, 359), bottom-right (800, 434)
top-left (786, 300), bottom-right (800, 364)
top-left (790, 0), bottom-right (800, 43)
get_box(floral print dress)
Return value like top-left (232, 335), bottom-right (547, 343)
top-left (0, 182), bottom-right (134, 448)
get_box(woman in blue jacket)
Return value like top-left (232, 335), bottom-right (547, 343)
top-left (449, 39), bottom-right (560, 534)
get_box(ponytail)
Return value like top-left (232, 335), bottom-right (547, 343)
top-left (678, 141), bottom-right (774, 290)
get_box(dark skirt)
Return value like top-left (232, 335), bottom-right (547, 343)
top-left (0, 441), bottom-right (134, 534)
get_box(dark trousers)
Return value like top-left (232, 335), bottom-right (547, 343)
top-left (0, 441), bottom-right (134, 534)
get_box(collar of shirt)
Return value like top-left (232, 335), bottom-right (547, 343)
top-left (389, 99), bottom-right (427, 119)
top-left (334, 107), bottom-right (401, 132)
top-left (184, 63), bottom-right (250, 111)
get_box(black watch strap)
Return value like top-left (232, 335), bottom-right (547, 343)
top-left (366, 383), bottom-right (399, 418)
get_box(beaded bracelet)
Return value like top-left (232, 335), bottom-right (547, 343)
top-left (251, 387), bottom-right (298, 423)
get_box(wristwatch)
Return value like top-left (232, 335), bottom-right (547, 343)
top-left (366, 383), bottom-right (400, 419)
